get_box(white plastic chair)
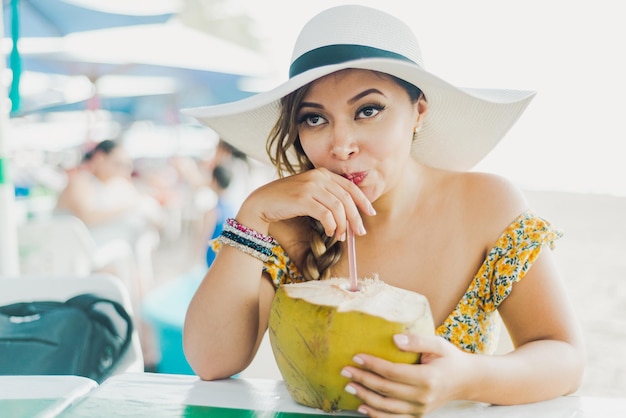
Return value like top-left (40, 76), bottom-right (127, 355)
top-left (0, 274), bottom-right (144, 376)
top-left (17, 215), bottom-right (136, 299)
top-left (18, 215), bottom-right (135, 276)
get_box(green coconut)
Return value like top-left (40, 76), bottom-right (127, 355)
top-left (268, 276), bottom-right (434, 412)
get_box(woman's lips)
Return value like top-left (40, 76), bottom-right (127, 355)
top-left (343, 171), bottom-right (367, 186)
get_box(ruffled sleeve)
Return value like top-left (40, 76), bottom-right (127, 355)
top-left (436, 211), bottom-right (563, 354)
top-left (477, 211), bottom-right (563, 312)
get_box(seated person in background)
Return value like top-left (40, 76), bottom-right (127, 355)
top-left (55, 139), bottom-right (164, 302)
top-left (202, 163), bottom-right (236, 268)
top-left (56, 139), bottom-right (164, 369)
top-left (211, 140), bottom-right (251, 209)
top-left (56, 139), bottom-right (163, 248)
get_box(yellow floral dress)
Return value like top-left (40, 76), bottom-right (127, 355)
top-left (212, 211), bottom-right (562, 355)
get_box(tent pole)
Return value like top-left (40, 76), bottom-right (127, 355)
top-left (0, 4), bottom-right (21, 276)
top-left (9, 0), bottom-right (21, 115)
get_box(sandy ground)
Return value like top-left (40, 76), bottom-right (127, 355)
top-left (152, 189), bottom-right (626, 398)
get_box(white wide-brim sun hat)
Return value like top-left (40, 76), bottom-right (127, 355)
top-left (182, 5), bottom-right (536, 172)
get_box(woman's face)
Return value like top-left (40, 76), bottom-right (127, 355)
top-left (297, 69), bottom-right (425, 202)
top-left (94, 147), bottom-right (133, 181)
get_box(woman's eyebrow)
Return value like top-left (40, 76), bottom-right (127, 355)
top-left (299, 102), bottom-right (324, 110)
top-left (348, 88), bottom-right (384, 104)
top-left (299, 88), bottom-right (385, 111)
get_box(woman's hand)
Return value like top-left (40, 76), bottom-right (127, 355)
top-left (240, 167), bottom-right (376, 240)
top-left (341, 334), bottom-right (474, 417)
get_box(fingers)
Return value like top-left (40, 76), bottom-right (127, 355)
top-left (343, 363), bottom-right (428, 416)
top-left (252, 168), bottom-right (375, 240)
top-left (395, 334), bottom-right (465, 369)
top-left (341, 336), bottom-right (461, 416)
top-left (315, 168), bottom-right (375, 239)
top-left (393, 334), bottom-right (450, 360)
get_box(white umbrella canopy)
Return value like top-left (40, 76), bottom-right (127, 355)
top-left (7, 20), bottom-right (277, 117)
top-left (15, 19), bottom-right (275, 85)
top-left (61, 20), bottom-right (274, 77)
top-left (8, 71), bottom-right (95, 113)
top-left (62, 0), bottom-right (181, 16)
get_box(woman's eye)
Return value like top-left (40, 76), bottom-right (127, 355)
top-left (356, 104), bottom-right (384, 119)
top-left (299, 113), bottom-right (327, 127)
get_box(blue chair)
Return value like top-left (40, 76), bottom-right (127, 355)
top-left (141, 266), bottom-right (204, 374)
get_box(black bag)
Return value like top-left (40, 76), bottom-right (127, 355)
top-left (0, 293), bottom-right (133, 383)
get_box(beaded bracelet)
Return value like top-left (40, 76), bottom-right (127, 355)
top-left (217, 218), bottom-right (277, 262)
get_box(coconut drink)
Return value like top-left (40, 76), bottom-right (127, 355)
top-left (268, 276), bottom-right (435, 412)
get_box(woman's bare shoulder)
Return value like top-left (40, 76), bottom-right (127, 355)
top-left (464, 171), bottom-right (527, 205)
top-left (65, 169), bottom-right (94, 186)
top-left (452, 171), bottom-right (530, 244)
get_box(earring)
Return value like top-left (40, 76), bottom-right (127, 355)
top-left (412, 125), bottom-right (421, 141)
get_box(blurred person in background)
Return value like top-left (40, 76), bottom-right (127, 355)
top-left (201, 163), bottom-right (236, 268)
top-left (55, 139), bottom-right (164, 283)
top-left (55, 139), bottom-right (164, 367)
top-left (170, 140), bottom-right (255, 263)
top-left (202, 139), bottom-right (251, 210)
top-left (56, 139), bottom-right (164, 240)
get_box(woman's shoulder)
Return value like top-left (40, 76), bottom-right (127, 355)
top-left (439, 170), bottom-right (527, 208)
top-left (59, 169), bottom-right (94, 194)
top-left (65, 167), bottom-right (95, 184)
top-left (462, 171), bottom-right (526, 203)
top-left (447, 170), bottom-right (530, 247)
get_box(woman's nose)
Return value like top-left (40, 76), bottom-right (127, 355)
top-left (330, 124), bottom-right (358, 160)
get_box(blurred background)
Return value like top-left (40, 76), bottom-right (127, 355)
top-left (1, 0), bottom-right (624, 398)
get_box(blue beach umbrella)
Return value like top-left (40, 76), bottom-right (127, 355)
top-left (1, 0), bottom-right (176, 273)
top-left (7, 19), bottom-right (274, 119)
top-left (2, 0), bottom-right (176, 114)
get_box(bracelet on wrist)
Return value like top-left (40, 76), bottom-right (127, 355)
top-left (217, 218), bottom-right (277, 262)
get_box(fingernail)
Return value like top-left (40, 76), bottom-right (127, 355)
top-left (341, 368), bottom-right (352, 378)
top-left (344, 384), bottom-right (357, 395)
top-left (394, 334), bottom-right (409, 346)
top-left (357, 225), bottom-right (366, 235)
top-left (357, 406), bottom-right (368, 415)
top-left (352, 355), bottom-right (364, 365)
top-left (368, 204), bottom-right (377, 216)
top-left (338, 232), bottom-right (346, 242)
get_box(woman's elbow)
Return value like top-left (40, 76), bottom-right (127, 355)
top-left (182, 334), bottom-right (249, 380)
top-left (563, 338), bottom-right (587, 395)
top-left (184, 347), bottom-right (242, 381)
top-left (194, 366), bottom-right (235, 382)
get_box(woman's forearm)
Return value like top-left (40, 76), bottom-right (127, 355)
top-left (183, 245), bottom-right (271, 380)
top-left (465, 339), bottom-right (585, 405)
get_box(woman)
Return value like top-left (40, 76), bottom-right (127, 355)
top-left (56, 139), bottom-right (163, 242)
top-left (183, 5), bottom-right (585, 416)
top-left (55, 140), bottom-right (163, 291)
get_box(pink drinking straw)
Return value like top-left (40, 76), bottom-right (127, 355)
top-left (347, 225), bottom-right (359, 291)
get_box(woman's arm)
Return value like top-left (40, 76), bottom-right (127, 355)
top-left (463, 175), bottom-right (586, 403)
top-left (341, 249), bottom-right (585, 416)
top-left (472, 248), bottom-right (586, 403)
top-left (183, 237), bottom-right (276, 380)
top-left (341, 175), bottom-right (586, 416)
top-left (183, 169), bottom-right (375, 380)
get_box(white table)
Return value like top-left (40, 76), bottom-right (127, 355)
top-left (0, 375), bottom-right (97, 418)
top-left (56, 373), bottom-right (626, 417)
